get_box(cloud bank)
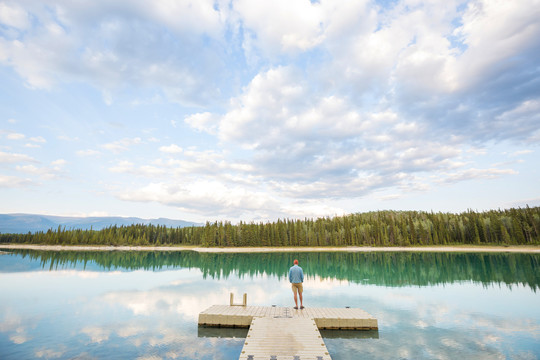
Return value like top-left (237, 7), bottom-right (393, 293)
top-left (1, 0), bottom-right (539, 221)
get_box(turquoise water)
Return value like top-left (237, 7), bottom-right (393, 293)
top-left (0, 250), bottom-right (539, 359)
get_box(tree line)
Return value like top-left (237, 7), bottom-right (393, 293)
top-left (5, 249), bottom-right (540, 290)
top-left (1, 206), bottom-right (539, 247)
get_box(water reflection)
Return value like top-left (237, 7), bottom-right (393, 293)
top-left (0, 250), bottom-right (539, 359)
top-left (2, 249), bottom-right (539, 289)
top-left (0, 267), bottom-right (248, 359)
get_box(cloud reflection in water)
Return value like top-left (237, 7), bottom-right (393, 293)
top-left (0, 251), bottom-right (539, 359)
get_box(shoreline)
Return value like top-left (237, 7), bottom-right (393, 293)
top-left (1, 244), bottom-right (539, 253)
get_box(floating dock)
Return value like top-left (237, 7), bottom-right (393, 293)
top-left (198, 303), bottom-right (378, 360)
top-left (198, 305), bottom-right (378, 330)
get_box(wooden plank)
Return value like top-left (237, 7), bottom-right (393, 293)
top-left (239, 317), bottom-right (331, 360)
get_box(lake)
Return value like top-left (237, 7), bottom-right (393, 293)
top-left (0, 249), bottom-right (539, 359)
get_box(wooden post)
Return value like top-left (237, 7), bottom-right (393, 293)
top-left (230, 292), bottom-right (248, 306)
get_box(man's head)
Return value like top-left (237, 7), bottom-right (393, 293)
top-left (293, 259), bottom-right (298, 265)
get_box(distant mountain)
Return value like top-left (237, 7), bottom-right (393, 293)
top-left (0, 214), bottom-right (201, 234)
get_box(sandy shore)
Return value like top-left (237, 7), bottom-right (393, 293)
top-left (0, 244), bottom-right (539, 253)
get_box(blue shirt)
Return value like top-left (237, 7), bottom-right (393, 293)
top-left (289, 264), bottom-right (304, 283)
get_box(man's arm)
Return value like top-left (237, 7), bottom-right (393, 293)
top-left (288, 268), bottom-right (292, 283)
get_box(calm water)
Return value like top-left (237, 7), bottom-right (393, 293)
top-left (0, 250), bottom-right (539, 360)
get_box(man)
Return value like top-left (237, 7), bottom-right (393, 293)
top-left (289, 259), bottom-right (304, 309)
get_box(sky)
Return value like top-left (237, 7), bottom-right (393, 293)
top-left (0, 0), bottom-right (539, 224)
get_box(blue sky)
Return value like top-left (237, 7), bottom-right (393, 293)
top-left (0, 0), bottom-right (539, 223)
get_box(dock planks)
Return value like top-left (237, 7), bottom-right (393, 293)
top-left (239, 317), bottom-right (331, 360)
top-left (199, 305), bottom-right (378, 359)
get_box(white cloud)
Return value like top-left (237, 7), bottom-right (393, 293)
top-left (108, 148), bottom-right (255, 185)
top-left (235, 0), bottom-right (325, 56)
top-left (51, 159), bottom-right (66, 167)
top-left (184, 66), bottom-right (466, 202)
top-left (146, 0), bottom-right (224, 38)
top-left (16, 164), bottom-right (42, 174)
top-left (454, 0), bottom-right (540, 89)
top-left (15, 164), bottom-right (63, 180)
top-left (18, 134), bottom-right (46, 148)
top-left (117, 180), bottom-right (280, 218)
top-left (159, 144), bottom-right (183, 154)
top-left (208, 66), bottom-right (372, 149)
top-left (492, 99), bottom-right (540, 141)
top-left (0, 2), bottom-right (30, 29)
top-left (184, 112), bottom-right (218, 134)
top-left (101, 137), bottom-right (142, 153)
top-left (155, 149), bottom-right (253, 176)
top-left (0, 0), bottom-right (229, 104)
top-left (109, 160), bottom-right (134, 173)
top-left (1, 0), bottom-right (538, 220)
top-left (0, 175), bottom-right (33, 188)
top-left (0, 151), bottom-right (35, 163)
top-left (6, 133), bottom-right (25, 140)
top-left (109, 160), bottom-right (165, 177)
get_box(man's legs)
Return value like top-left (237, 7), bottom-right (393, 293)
top-left (292, 284), bottom-right (299, 308)
top-left (292, 283), bottom-right (304, 309)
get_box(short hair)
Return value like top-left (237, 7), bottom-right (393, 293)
top-left (293, 259), bottom-right (298, 265)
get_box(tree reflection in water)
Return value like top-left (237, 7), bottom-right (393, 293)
top-left (4, 249), bottom-right (539, 290)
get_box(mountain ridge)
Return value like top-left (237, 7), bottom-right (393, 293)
top-left (0, 213), bottom-right (201, 234)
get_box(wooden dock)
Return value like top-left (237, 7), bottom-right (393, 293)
top-left (198, 305), bottom-right (378, 330)
top-left (240, 317), bottom-right (330, 360)
top-left (198, 304), bottom-right (378, 359)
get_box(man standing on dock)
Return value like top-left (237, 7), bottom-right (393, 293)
top-left (289, 259), bottom-right (304, 309)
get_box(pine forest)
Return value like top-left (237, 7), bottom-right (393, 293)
top-left (1, 207), bottom-right (539, 247)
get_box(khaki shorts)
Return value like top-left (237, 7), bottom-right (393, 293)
top-left (291, 283), bottom-right (303, 295)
